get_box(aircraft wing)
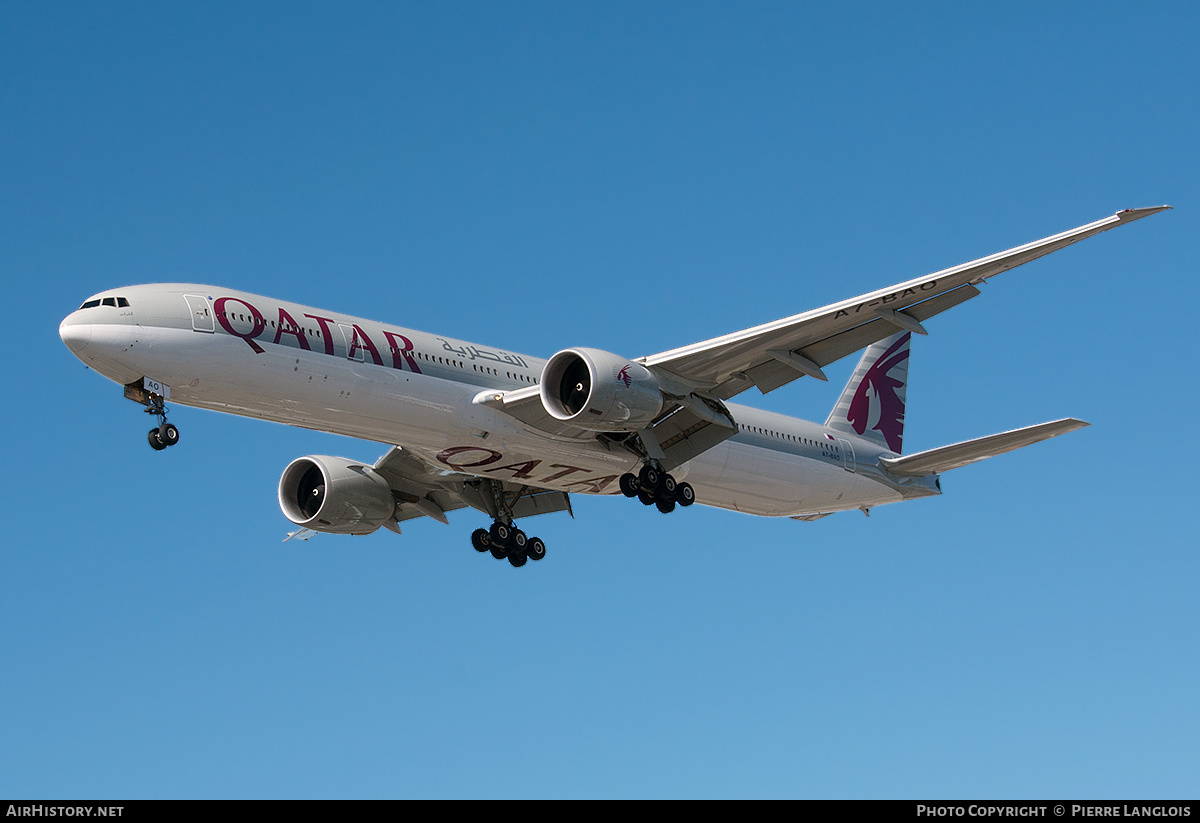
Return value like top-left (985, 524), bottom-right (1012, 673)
top-left (640, 207), bottom-right (1169, 401)
top-left (371, 446), bottom-right (572, 529)
top-left (478, 207), bottom-right (1166, 473)
top-left (880, 418), bottom-right (1088, 476)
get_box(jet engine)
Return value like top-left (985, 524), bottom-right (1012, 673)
top-left (278, 455), bottom-right (396, 535)
top-left (540, 347), bottom-right (664, 432)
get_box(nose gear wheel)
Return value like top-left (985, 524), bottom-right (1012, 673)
top-left (138, 389), bottom-right (181, 451)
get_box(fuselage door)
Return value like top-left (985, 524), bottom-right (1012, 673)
top-left (338, 324), bottom-right (364, 361)
top-left (184, 294), bottom-right (215, 333)
top-left (837, 438), bottom-right (855, 473)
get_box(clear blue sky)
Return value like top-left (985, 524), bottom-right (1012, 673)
top-left (2, 2), bottom-right (1196, 799)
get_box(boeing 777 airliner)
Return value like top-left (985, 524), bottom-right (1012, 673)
top-left (59, 207), bottom-right (1168, 566)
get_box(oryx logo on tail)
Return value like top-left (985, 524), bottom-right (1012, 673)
top-left (826, 332), bottom-right (911, 454)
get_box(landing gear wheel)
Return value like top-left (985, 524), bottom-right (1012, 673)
top-left (639, 464), bottom-right (661, 492)
top-left (471, 528), bottom-right (492, 552)
top-left (661, 474), bottom-right (677, 499)
top-left (147, 428), bottom-right (167, 451)
top-left (638, 490), bottom-right (655, 506)
top-left (510, 529), bottom-right (527, 552)
top-left (656, 497), bottom-right (676, 514)
top-left (676, 482), bottom-right (696, 507)
top-left (490, 545), bottom-right (508, 560)
top-left (526, 537), bottom-right (546, 562)
top-left (508, 552), bottom-right (527, 568)
top-left (619, 473), bottom-right (640, 498)
top-left (489, 521), bottom-right (512, 547)
top-left (158, 422), bottom-right (180, 447)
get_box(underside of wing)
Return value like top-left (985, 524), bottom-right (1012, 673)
top-left (373, 446), bottom-right (573, 527)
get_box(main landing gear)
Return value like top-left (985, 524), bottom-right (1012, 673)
top-left (471, 522), bottom-right (547, 569)
top-left (467, 479), bottom-right (548, 568)
top-left (619, 463), bottom-right (695, 514)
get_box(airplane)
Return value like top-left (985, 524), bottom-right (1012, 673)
top-left (59, 207), bottom-right (1169, 566)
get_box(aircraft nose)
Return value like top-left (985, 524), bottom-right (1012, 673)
top-left (59, 313), bottom-right (91, 354)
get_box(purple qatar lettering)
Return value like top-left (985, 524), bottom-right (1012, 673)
top-left (214, 297), bottom-right (267, 354)
top-left (485, 460), bottom-right (541, 479)
top-left (435, 449), bottom-right (605, 488)
top-left (347, 323), bottom-right (383, 366)
top-left (436, 446), bottom-right (504, 468)
top-left (304, 313), bottom-right (339, 356)
top-left (382, 331), bottom-right (422, 373)
top-left (273, 306), bottom-right (311, 350)
top-left (539, 464), bottom-right (589, 483)
top-left (211, 296), bottom-right (422, 375)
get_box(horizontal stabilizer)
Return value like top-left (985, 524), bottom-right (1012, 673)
top-left (880, 418), bottom-right (1088, 476)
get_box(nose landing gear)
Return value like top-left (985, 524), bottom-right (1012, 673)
top-left (124, 378), bottom-right (180, 451)
top-left (147, 421), bottom-right (180, 451)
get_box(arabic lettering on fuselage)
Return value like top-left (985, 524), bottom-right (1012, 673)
top-left (437, 338), bottom-right (527, 369)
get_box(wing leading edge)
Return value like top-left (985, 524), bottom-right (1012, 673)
top-left (641, 207), bottom-right (1170, 401)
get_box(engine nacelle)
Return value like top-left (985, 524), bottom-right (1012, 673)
top-left (278, 455), bottom-right (395, 535)
top-left (540, 347), bottom-right (664, 432)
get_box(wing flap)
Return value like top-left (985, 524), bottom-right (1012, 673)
top-left (880, 418), bottom-right (1089, 476)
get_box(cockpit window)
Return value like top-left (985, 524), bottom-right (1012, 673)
top-left (78, 296), bottom-right (130, 309)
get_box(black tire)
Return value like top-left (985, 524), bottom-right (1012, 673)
top-left (471, 528), bottom-right (492, 552)
top-left (638, 490), bottom-right (655, 506)
top-left (676, 482), bottom-right (696, 507)
top-left (508, 552), bottom-right (527, 568)
top-left (619, 473), bottom-right (639, 498)
top-left (639, 464), bottom-right (661, 491)
top-left (147, 428), bottom-right (166, 451)
top-left (489, 521), bottom-right (511, 547)
top-left (661, 474), bottom-right (677, 499)
top-left (490, 545), bottom-right (508, 560)
top-left (511, 529), bottom-right (527, 552)
top-left (656, 497), bottom-right (676, 514)
top-left (526, 537), bottom-right (546, 561)
top-left (159, 422), bottom-right (180, 447)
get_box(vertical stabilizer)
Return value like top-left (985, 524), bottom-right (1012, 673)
top-left (825, 332), bottom-right (911, 454)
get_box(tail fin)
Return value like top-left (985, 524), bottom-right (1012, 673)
top-left (825, 332), bottom-right (911, 454)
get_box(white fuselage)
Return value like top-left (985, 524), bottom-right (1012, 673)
top-left (59, 284), bottom-right (939, 518)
